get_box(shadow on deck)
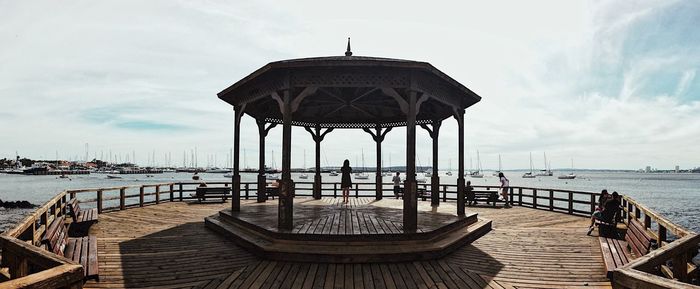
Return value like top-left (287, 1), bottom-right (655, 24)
top-left (85, 198), bottom-right (611, 288)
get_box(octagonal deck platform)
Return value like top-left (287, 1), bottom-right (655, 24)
top-left (84, 198), bottom-right (612, 289)
top-left (205, 198), bottom-right (490, 263)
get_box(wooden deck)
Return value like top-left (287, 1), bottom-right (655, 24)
top-left (84, 198), bottom-right (611, 289)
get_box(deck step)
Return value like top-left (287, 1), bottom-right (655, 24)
top-left (205, 214), bottom-right (491, 263)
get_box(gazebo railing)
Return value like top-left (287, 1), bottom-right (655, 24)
top-left (2, 181), bottom-right (698, 288)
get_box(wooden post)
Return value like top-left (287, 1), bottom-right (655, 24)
top-left (404, 90), bottom-right (418, 231)
top-left (518, 188), bottom-right (522, 206)
top-left (443, 185), bottom-right (447, 202)
top-left (278, 90), bottom-right (294, 230)
top-left (97, 190), bottom-right (103, 214)
top-left (419, 120), bottom-right (441, 206)
top-left (120, 188), bottom-right (125, 210)
top-left (155, 185), bottom-right (160, 204)
top-left (314, 125), bottom-right (323, 200)
top-left (169, 184), bottom-right (174, 202)
top-left (257, 120), bottom-right (276, 203)
top-left (590, 194), bottom-right (596, 213)
top-left (245, 184), bottom-right (249, 199)
top-left (374, 125), bottom-right (383, 201)
top-left (658, 225), bottom-right (667, 247)
top-left (509, 187), bottom-right (514, 205)
top-left (673, 254), bottom-right (688, 282)
top-left (179, 183), bottom-right (183, 201)
top-left (567, 192), bottom-right (573, 214)
top-left (306, 125), bottom-right (332, 200)
top-left (549, 190), bottom-right (553, 211)
top-left (455, 109), bottom-right (465, 216)
top-left (139, 186), bottom-right (144, 207)
top-left (644, 214), bottom-right (651, 229)
top-left (333, 183), bottom-right (337, 198)
top-left (232, 105), bottom-right (244, 212)
top-left (355, 183), bottom-right (359, 198)
top-left (532, 189), bottom-right (538, 209)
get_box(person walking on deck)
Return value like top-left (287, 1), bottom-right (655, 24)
top-left (340, 160), bottom-right (352, 203)
top-left (498, 172), bottom-right (511, 207)
top-left (392, 172), bottom-right (401, 199)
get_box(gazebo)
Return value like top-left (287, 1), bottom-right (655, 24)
top-left (218, 40), bottom-right (481, 231)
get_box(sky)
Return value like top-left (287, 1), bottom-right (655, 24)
top-left (0, 0), bottom-right (698, 170)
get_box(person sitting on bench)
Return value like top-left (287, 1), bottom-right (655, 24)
top-left (466, 181), bottom-right (477, 206)
top-left (588, 191), bottom-right (621, 235)
top-left (588, 189), bottom-right (610, 230)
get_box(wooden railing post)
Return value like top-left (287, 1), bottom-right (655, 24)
top-left (672, 254), bottom-right (688, 282)
top-left (170, 184), bottom-right (174, 202)
top-left (119, 188), bottom-right (126, 210)
top-left (634, 205), bottom-right (641, 220)
top-left (509, 187), bottom-right (514, 205)
top-left (549, 190), bottom-right (554, 211)
top-left (590, 194), bottom-right (596, 214)
top-left (179, 183), bottom-right (183, 201)
top-left (442, 185), bottom-right (447, 202)
top-left (334, 183), bottom-right (337, 198)
top-left (97, 190), bottom-right (103, 213)
top-left (657, 225), bottom-right (667, 247)
top-left (355, 184), bottom-right (359, 198)
top-left (532, 189), bottom-right (537, 209)
top-left (245, 184), bottom-right (249, 199)
top-left (518, 188), bottom-right (522, 206)
top-left (155, 185), bottom-right (160, 204)
top-left (644, 214), bottom-right (652, 230)
top-left (627, 202), bottom-right (633, 223)
top-left (568, 192), bottom-right (573, 214)
top-left (139, 186), bottom-right (145, 207)
top-left (69, 191), bottom-right (76, 200)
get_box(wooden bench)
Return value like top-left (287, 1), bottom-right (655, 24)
top-left (598, 219), bottom-right (656, 278)
top-left (191, 186), bottom-right (231, 202)
top-left (67, 198), bottom-right (98, 233)
top-left (395, 187), bottom-right (429, 201)
top-left (467, 190), bottom-right (507, 207)
top-left (265, 186), bottom-right (279, 199)
top-left (41, 215), bottom-right (99, 280)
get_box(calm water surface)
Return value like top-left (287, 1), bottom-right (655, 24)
top-left (1, 171), bottom-right (698, 233)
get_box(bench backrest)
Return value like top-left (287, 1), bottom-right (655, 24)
top-left (68, 198), bottom-right (81, 222)
top-left (625, 219), bottom-right (655, 257)
top-left (41, 215), bottom-right (68, 256)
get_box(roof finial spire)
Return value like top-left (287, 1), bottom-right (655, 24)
top-left (345, 37), bottom-right (352, 56)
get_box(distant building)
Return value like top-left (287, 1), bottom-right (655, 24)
top-left (675, 165), bottom-right (680, 173)
top-left (645, 166), bottom-right (651, 173)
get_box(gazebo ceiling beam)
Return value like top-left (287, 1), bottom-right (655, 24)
top-left (318, 87), bottom-right (347, 104)
top-left (380, 87), bottom-right (408, 114)
top-left (323, 104), bottom-right (348, 118)
top-left (290, 86), bottom-right (319, 113)
top-left (349, 87), bottom-right (379, 104)
top-left (349, 104), bottom-right (380, 119)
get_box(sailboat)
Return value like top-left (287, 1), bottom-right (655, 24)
top-left (299, 150), bottom-right (309, 179)
top-left (492, 154), bottom-right (502, 176)
top-left (558, 158), bottom-right (576, 179)
top-left (265, 150), bottom-right (280, 180)
top-left (422, 157), bottom-right (432, 178)
top-left (469, 151), bottom-right (484, 178)
top-left (536, 152), bottom-right (553, 176)
top-left (416, 156), bottom-right (427, 183)
top-left (522, 152), bottom-right (536, 178)
top-left (446, 159), bottom-right (453, 176)
top-left (354, 149), bottom-right (369, 179)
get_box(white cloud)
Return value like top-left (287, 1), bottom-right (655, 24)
top-left (0, 0), bottom-right (698, 170)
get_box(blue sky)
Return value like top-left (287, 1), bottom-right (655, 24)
top-left (0, 0), bottom-right (698, 170)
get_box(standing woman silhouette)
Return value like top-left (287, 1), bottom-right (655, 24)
top-left (340, 159), bottom-right (352, 203)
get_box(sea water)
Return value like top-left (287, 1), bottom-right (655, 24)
top-left (1, 171), bottom-right (698, 233)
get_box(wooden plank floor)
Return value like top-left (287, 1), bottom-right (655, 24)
top-left (230, 197), bottom-right (467, 235)
top-left (84, 198), bottom-right (611, 289)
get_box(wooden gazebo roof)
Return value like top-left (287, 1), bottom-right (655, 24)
top-left (218, 54), bottom-right (482, 128)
